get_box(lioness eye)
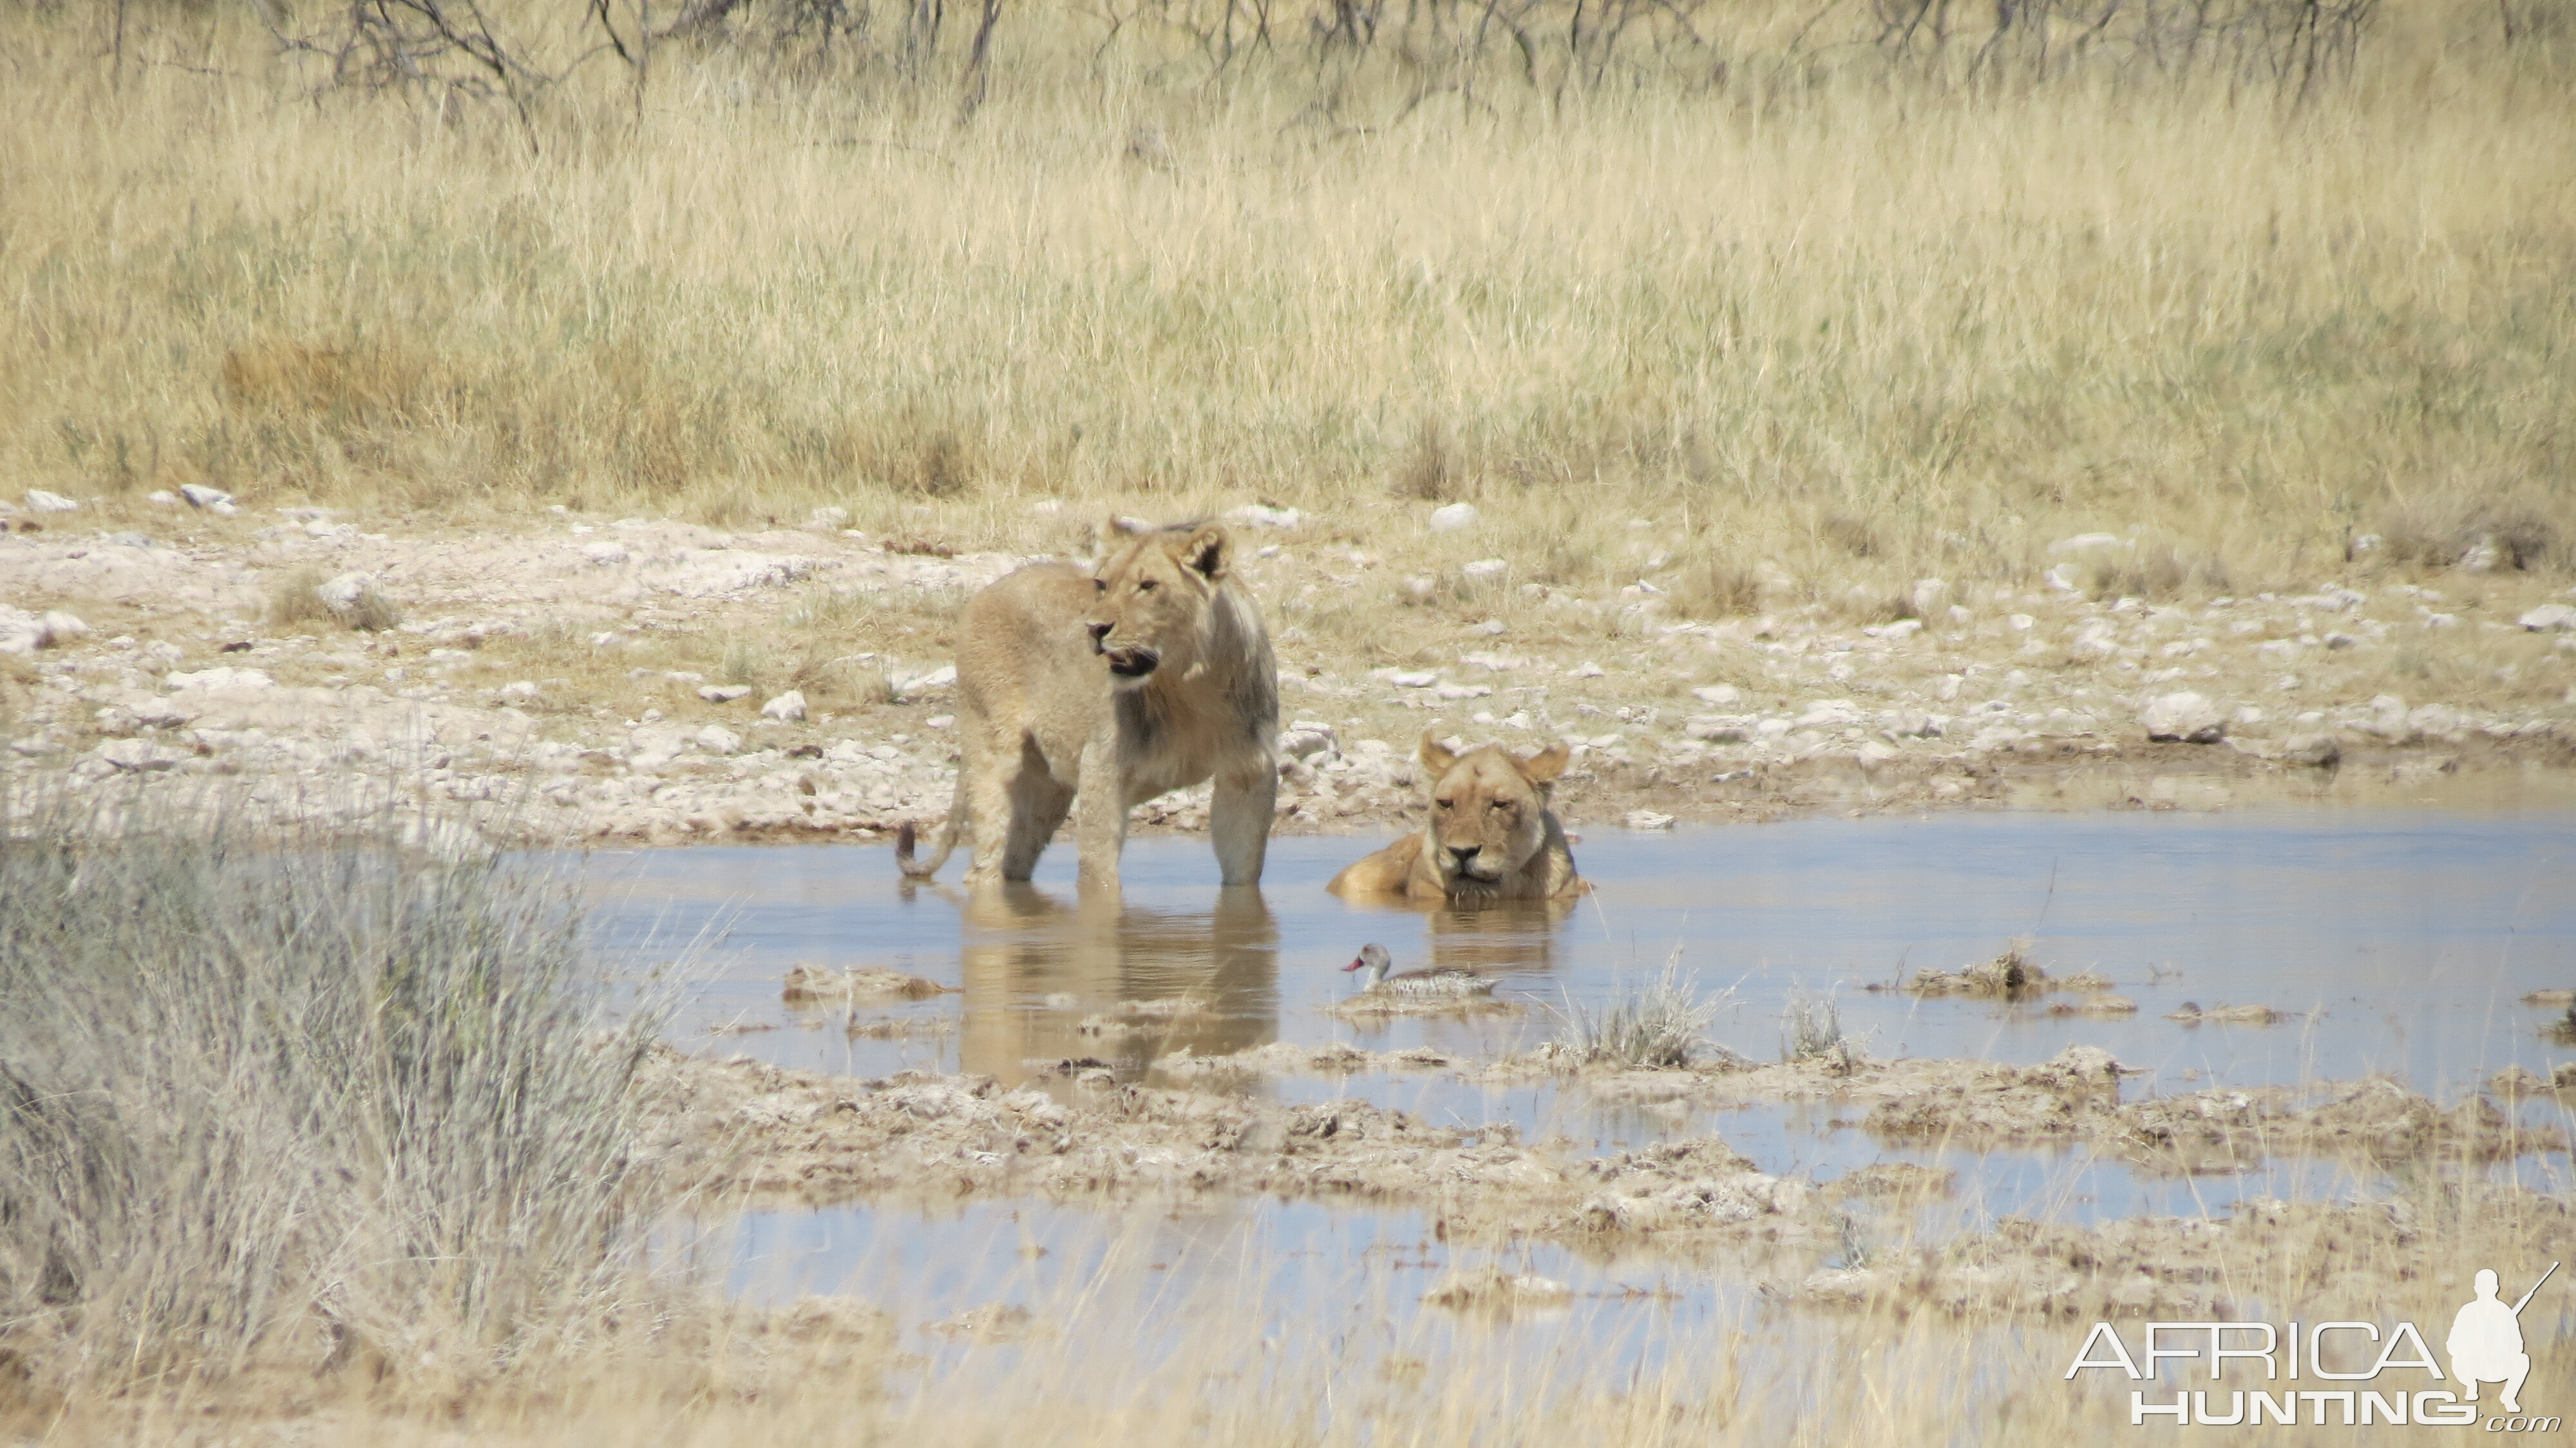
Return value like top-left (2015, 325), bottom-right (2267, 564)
top-left (1092, 578), bottom-right (1106, 593)
top-left (1136, 579), bottom-right (1157, 592)
top-left (1434, 798), bottom-right (1453, 810)
top-left (1490, 799), bottom-right (1510, 811)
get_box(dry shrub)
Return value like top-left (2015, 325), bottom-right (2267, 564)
top-left (265, 564), bottom-right (337, 630)
top-left (0, 784), bottom-right (678, 1398)
top-left (1821, 513), bottom-right (1879, 558)
top-left (1391, 417), bottom-right (1461, 503)
top-left (2372, 489), bottom-right (2563, 573)
top-left (1665, 553), bottom-right (1763, 619)
top-left (2083, 544), bottom-right (2230, 600)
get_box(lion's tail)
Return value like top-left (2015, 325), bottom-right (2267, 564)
top-left (895, 776), bottom-right (967, 880)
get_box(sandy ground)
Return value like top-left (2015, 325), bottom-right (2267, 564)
top-left (5, 498), bottom-right (2574, 850)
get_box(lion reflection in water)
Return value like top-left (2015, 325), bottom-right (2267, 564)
top-left (943, 884), bottom-right (1279, 1085)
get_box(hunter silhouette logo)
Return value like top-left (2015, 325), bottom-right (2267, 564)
top-left (2066, 1262), bottom-right (2561, 1429)
top-left (2451, 1264), bottom-right (2553, 1416)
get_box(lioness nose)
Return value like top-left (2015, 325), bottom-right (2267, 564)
top-left (1448, 844), bottom-right (1477, 866)
top-left (1086, 621), bottom-right (1112, 647)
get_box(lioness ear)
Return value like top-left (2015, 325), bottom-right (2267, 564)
top-left (1101, 515), bottom-right (1154, 549)
top-left (1519, 741), bottom-right (1571, 785)
top-left (1417, 730), bottom-right (1457, 776)
top-left (1180, 522), bottom-right (1231, 582)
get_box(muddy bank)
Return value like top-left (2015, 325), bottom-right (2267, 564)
top-left (5, 506), bottom-right (2572, 848)
top-left (1802, 1185), bottom-right (2576, 1320)
top-left (638, 1049), bottom-right (1833, 1251)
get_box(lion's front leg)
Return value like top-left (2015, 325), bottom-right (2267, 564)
top-left (1209, 756), bottom-right (1276, 887)
top-left (1073, 729), bottom-right (1128, 890)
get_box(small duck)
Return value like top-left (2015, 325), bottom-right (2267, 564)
top-left (1341, 942), bottom-right (1497, 998)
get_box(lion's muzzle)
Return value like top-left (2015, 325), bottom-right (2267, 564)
top-left (1101, 643), bottom-right (1161, 679)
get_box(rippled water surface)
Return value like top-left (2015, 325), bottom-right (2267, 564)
top-left (587, 793), bottom-right (2576, 1317)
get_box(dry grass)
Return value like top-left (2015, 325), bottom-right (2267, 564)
top-left (1557, 951), bottom-right (1733, 1067)
top-left (0, 2), bottom-right (2566, 618)
top-left (0, 774), bottom-right (683, 1403)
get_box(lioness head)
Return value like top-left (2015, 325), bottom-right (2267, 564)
top-left (1417, 733), bottom-right (1571, 886)
top-left (1086, 519), bottom-right (1233, 689)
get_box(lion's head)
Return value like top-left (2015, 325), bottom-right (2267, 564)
top-left (1417, 734), bottom-right (1571, 888)
top-left (1086, 519), bottom-right (1234, 689)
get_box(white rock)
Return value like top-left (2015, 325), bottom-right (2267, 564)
top-left (761, 690), bottom-right (808, 721)
top-left (1460, 651), bottom-right (1524, 672)
top-left (806, 505), bottom-right (851, 531)
top-left (2520, 603), bottom-right (2576, 633)
top-left (165, 667), bottom-right (273, 691)
top-left (925, 714), bottom-right (955, 728)
top-left (0, 608), bottom-right (46, 656)
top-left (1280, 721), bottom-right (1338, 760)
top-left (583, 541), bottom-right (630, 566)
top-left (2008, 613), bottom-right (2035, 631)
top-left (1427, 502), bottom-right (1479, 533)
top-left (1566, 660), bottom-right (1605, 679)
top-left (891, 664), bottom-right (958, 700)
top-left (1434, 683), bottom-right (1493, 700)
top-left (1461, 558), bottom-right (1509, 579)
top-left (146, 490), bottom-right (178, 506)
top-left (37, 611), bottom-right (88, 648)
top-left (1226, 504), bottom-right (1306, 529)
top-left (697, 684), bottom-right (753, 703)
top-left (1372, 669), bottom-right (1437, 688)
top-left (1909, 579), bottom-right (1950, 617)
top-left (2043, 562), bottom-right (2081, 592)
top-left (2281, 732), bottom-right (2341, 768)
top-left (24, 490), bottom-right (79, 513)
top-left (1864, 619), bottom-right (1922, 642)
top-left (693, 725), bottom-right (742, 756)
top-left (1623, 810), bottom-right (1676, 831)
top-left (497, 680), bottom-right (542, 701)
top-left (1691, 684), bottom-right (1741, 706)
top-left (178, 483), bottom-right (239, 515)
top-left (2141, 691), bottom-right (2226, 744)
top-left (316, 573), bottom-right (394, 627)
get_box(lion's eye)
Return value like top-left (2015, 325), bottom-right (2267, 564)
top-left (1136, 578), bottom-right (1157, 592)
top-left (1490, 799), bottom-right (1511, 811)
top-left (1092, 578), bottom-right (1106, 593)
top-left (1434, 799), bottom-right (1454, 810)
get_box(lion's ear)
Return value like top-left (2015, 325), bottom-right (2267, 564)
top-left (1520, 741), bottom-right (1571, 785)
top-left (1180, 522), bottom-right (1231, 582)
top-left (1418, 731), bottom-right (1457, 776)
top-left (1101, 515), bottom-right (1155, 551)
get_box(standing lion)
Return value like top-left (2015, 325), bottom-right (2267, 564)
top-left (898, 519), bottom-right (1279, 889)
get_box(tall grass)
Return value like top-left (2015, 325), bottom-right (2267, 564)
top-left (0, 773), bottom-right (675, 1398)
top-left (0, 1), bottom-right (2569, 603)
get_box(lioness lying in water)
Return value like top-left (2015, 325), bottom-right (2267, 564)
top-left (898, 518), bottom-right (1278, 890)
top-left (1325, 734), bottom-right (1586, 901)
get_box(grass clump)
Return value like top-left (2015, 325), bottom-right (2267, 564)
top-left (1556, 952), bottom-right (1730, 1069)
top-left (0, 778), bottom-right (676, 1401)
top-left (1781, 989), bottom-right (1849, 1063)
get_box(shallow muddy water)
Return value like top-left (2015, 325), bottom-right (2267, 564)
top-left (589, 799), bottom-right (2576, 1101)
top-left (585, 788), bottom-right (2576, 1340)
top-left (589, 795), bottom-right (2576, 1316)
